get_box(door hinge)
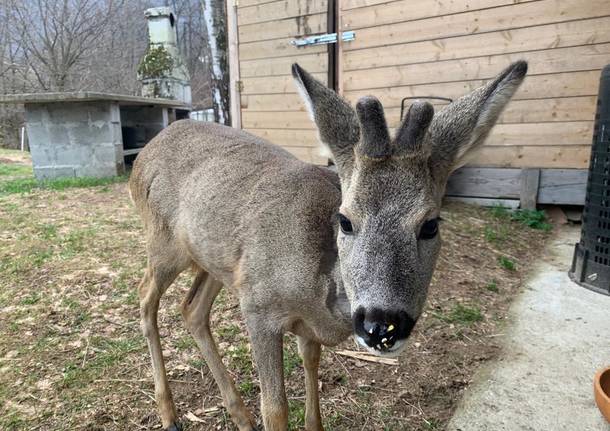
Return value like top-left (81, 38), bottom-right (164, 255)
top-left (235, 80), bottom-right (244, 92)
top-left (291, 31), bottom-right (355, 47)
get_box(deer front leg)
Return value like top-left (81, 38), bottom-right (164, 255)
top-left (246, 315), bottom-right (288, 431)
top-left (297, 336), bottom-right (323, 431)
top-left (181, 271), bottom-right (256, 431)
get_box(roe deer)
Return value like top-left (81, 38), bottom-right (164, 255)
top-left (129, 61), bottom-right (527, 431)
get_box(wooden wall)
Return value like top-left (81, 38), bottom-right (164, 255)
top-left (237, 0), bottom-right (329, 164)
top-left (236, 0), bottom-right (610, 169)
top-left (340, 0), bottom-right (610, 169)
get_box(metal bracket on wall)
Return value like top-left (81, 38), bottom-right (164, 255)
top-left (291, 31), bottom-right (355, 47)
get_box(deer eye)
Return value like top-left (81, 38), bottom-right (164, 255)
top-left (338, 214), bottom-right (354, 234)
top-left (419, 218), bottom-right (439, 240)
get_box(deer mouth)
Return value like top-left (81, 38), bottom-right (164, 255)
top-left (354, 334), bottom-right (407, 357)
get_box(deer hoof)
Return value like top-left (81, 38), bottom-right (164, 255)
top-left (164, 422), bottom-right (182, 431)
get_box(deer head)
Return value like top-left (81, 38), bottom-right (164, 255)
top-left (292, 61), bottom-right (527, 356)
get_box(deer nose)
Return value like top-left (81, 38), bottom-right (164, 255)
top-left (353, 307), bottom-right (417, 351)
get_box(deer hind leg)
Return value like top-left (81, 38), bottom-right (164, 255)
top-left (297, 336), bottom-right (324, 431)
top-left (139, 263), bottom-right (182, 431)
top-left (181, 270), bottom-right (257, 431)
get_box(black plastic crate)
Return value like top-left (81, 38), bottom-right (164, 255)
top-left (569, 64), bottom-right (610, 295)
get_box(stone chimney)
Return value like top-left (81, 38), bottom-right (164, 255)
top-left (139, 7), bottom-right (192, 104)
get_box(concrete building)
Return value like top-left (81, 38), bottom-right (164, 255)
top-left (0, 92), bottom-right (189, 179)
top-left (0, 7), bottom-right (192, 180)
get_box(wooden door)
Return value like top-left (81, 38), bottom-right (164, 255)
top-left (236, 0), bottom-right (333, 164)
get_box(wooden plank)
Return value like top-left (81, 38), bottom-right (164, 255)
top-left (520, 168), bottom-right (541, 209)
top-left (384, 97), bottom-right (597, 127)
top-left (240, 53), bottom-right (327, 78)
top-left (468, 145), bottom-right (591, 169)
top-left (238, 0), bottom-right (327, 26)
top-left (343, 17), bottom-right (610, 71)
top-left (342, 0), bottom-right (394, 10)
top-left (239, 13), bottom-right (326, 43)
top-left (240, 37), bottom-right (327, 61)
top-left (444, 196), bottom-right (521, 209)
top-left (485, 122), bottom-right (593, 147)
top-left (445, 167), bottom-right (587, 204)
top-left (343, 0), bottom-right (610, 51)
top-left (446, 167), bottom-right (522, 199)
top-left (538, 169), bottom-right (588, 205)
top-left (245, 128), bottom-right (320, 147)
top-left (283, 146), bottom-right (329, 165)
top-left (243, 69), bottom-right (602, 103)
top-left (238, 0), bottom-right (274, 7)
top-left (344, 70), bottom-right (601, 109)
top-left (242, 111), bottom-right (595, 137)
top-left (243, 91), bottom-right (596, 127)
top-left (242, 110), bottom-right (315, 129)
top-left (240, 93), bottom-right (306, 111)
top-left (242, 72), bottom-right (327, 95)
top-left (227, 0), bottom-right (242, 129)
top-left (343, 43), bottom-right (610, 91)
top-left (342, 0), bottom-right (534, 30)
top-left (498, 97), bottom-right (597, 124)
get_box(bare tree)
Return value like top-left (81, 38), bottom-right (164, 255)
top-left (202, 0), bottom-right (230, 124)
top-left (8, 0), bottom-right (121, 91)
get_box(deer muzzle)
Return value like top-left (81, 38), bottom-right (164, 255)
top-left (352, 307), bottom-right (417, 356)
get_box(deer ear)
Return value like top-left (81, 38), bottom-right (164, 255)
top-left (292, 63), bottom-right (360, 173)
top-left (429, 61), bottom-right (527, 177)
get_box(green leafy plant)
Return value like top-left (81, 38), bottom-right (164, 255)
top-left (489, 205), bottom-right (552, 231)
top-left (486, 280), bottom-right (499, 293)
top-left (433, 304), bottom-right (483, 325)
top-left (137, 45), bottom-right (174, 79)
top-left (498, 256), bottom-right (515, 271)
top-left (510, 209), bottom-right (552, 231)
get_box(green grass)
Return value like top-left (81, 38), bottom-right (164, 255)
top-left (287, 400), bottom-right (306, 431)
top-left (229, 343), bottom-right (254, 375)
top-left (216, 324), bottom-right (241, 340)
top-left (498, 256), bottom-right (516, 271)
top-left (0, 164), bottom-right (32, 177)
top-left (0, 175), bottom-right (128, 196)
top-left (510, 209), bottom-right (553, 231)
top-left (283, 341), bottom-right (302, 376)
top-left (485, 279), bottom-right (499, 293)
top-left (61, 337), bottom-right (144, 389)
top-left (176, 335), bottom-right (197, 351)
top-left (239, 380), bottom-right (256, 397)
top-left (434, 304), bottom-right (483, 325)
top-left (484, 225), bottom-right (508, 243)
top-left (20, 292), bottom-right (41, 305)
top-left (489, 205), bottom-right (552, 231)
top-left (188, 358), bottom-right (206, 369)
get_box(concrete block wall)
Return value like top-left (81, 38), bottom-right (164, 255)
top-left (25, 102), bottom-right (124, 180)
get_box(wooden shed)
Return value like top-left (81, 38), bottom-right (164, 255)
top-left (226, 0), bottom-right (610, 206)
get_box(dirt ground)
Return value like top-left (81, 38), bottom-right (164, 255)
top-left (0, 152), bottom-right (551, 430)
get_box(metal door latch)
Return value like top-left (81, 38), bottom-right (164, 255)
top-left (291, 31), bottom-right (355, 47)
